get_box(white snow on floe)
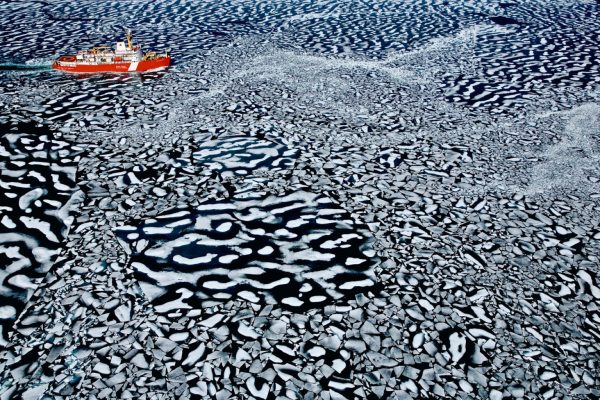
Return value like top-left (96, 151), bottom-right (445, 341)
top-left (258, 246), bottom-right (274, 255)
top-left (238, 291), bottom-right (260, 303)
top-left (282, 297), bottom-right (304, 307)
top-left (0, 305), bottom-right (17, 319)
top-left (528, 103), bottom-right (600, 195)
top-left (203, 280), bottom-right (237, 290)
top-left (19, 217), bottom-right (59, 243)
top-left (143, 226), bottom-right (173, 235)
top-left (219, 254), bottom-right (239, 264)
top-left (174, 253), bottom-right (217, 265)
top-left (216, 222), bottom-right (233, 232)
top-left (1, 216), bottom-right (16, 229)
top-left (339, 278), bottom-right (375, 290)
top-left (18, 188), bottom-right (45, 211)
top-left (345, 257), bottom-right (366, 266)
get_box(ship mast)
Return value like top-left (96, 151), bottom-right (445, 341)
top-left (126, 29), bottom-right (133, 50)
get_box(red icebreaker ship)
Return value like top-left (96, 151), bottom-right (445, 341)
top-left (53, 31), bottom-right (171, 73)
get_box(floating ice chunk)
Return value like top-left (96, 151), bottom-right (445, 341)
top-left (238, 322), bottom-right (260, 338)
top-left (275, 228), bottom-right (297, 238)
top-left (271, 202), bottom-right (307, 215)
top-left (157, 210), bottom-right (190, 219)
top-left (346, 257), bottom-right (366, 266)
top-left (339, 278), bottom-right (374, 290)
top-left (252, 277), bottom-right (290, 289)
top-left (448, 332), bottom-right (467, 363)
top-left (577, 270), bottom-right (600, 298)
top-left (18, 188), bottom-right (44, 210)
top-left (20, 216), bottom-right (59, 242)
top-left (237, 247), bottom-right (253, 255)
top-left (183, 343), bottom-right (206, 366)
top-left (412, 333), bottom-right (424, 348)
top-left (32, 247), bottom-right (58, 265)
top-left (21, 383), bottom-right (49, 400)
top-left (231, 266), bottom-right (265, 276)
top-left (286, 218), bottom-right (308, 228)
top-left (294, 249), bottom-right (335, 261)
top-left (166, 218), bottom-right (193, 228)
top-left (153, 187), bottom-right (167, 197)
top-left (216, 222), bottom-right (233, 232)
top-left (321, 233), bottom-right (361, 249)
top-left (115, 304), bottom-right (131, 322)
top-left (145, 245), bottom-right (171, 258)
top-left (8, 274), bottom-right (36, 290)
top-left (126, 172), bottom-right (141, 184)
top-left (197, 203), bottom-right (235, 211)
top-left (235, 348), bottom-right (252, 364)
top-left (258, 246), bottom-right (274, 255)
top-left (143, 226), bottom-right (173, 235)
top-left (299, 283), bottom-right (313, 292)
top-left (199, 314), bottom-right (225, 328)
top-left (203, 280), bottom-right (237, 290)
top-left (138, 281), bottom-right (167, 302)
top-left (332, 359), bottom-right (346, 373)
top-left (173, 253), bottom-right (217, 265)
top-left (1, 216), bottom-right (16, 229)
top-left (329, 381), bottom-right (354, 391)
top-left (282, 297), bottom-right (304, 307)
top-left (468, 327), bottom-right (495, 340)
top-left (276, 344), bottom-right (296, 357)
top-left (273, 363), bottom-right (299, 381)
top-left (246, 377), bottom-right (269, 399)
top-left (0, 306), bottom-right (17, 319)
top-left (238, 291), bottom-right (260, 303)
top-left (219, 254), bottom-right (239, 264)
top-left (307, 346), bottom-right (326, 357)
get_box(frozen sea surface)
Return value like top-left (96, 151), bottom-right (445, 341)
top-left (0, 0), bottom-right (599, 399)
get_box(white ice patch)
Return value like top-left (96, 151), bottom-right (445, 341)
top-left (320, 233), bottom-right (361, 249)
top-left (528, 103), bottom-right (600, 194)
top-left (281, 297), bottom-right (304, 307)
top-left (166, 218), bottom-right (193, 228)
top-left (448, 332), bottom-right (467, 363)
top-left (339, 278), bottom-right (375, 290)
top-left (258, 246), bottom-right (274, 255)
top-left (173, 253), bottom-right (217, 265)
top-left (238, 291), bottom-right (260, 303)
top-left (143, 226), bottom-right (173, 235)
top-left (203, 280), bottom-right (237, 290)
top-left (219, 254), bottom-right (239, 264)
top-left (19, 217), bottom-right (59, 243)
top-left (0, 306), bottom-right (17, 319)
top-left (216, 222), bottom-right (233, 232)
top-left (1, 215), bottom-right (16, 229)
top-left (157, 211), bottom-right (190, 219)
top-left (345, 257), bottom-right (366, 266)
top-left (286, 218), bottom-right (308, 228)
top-left (18, 188), bottom-right (45, 210)
top-left (8, 274), bottom-right (37, 290)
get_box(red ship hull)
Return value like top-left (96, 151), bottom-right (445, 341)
top-left (52, 56), bottom-right (171, 73)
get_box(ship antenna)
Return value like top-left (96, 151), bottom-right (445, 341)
top-left (126, 29), bottom-right (133, 50)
